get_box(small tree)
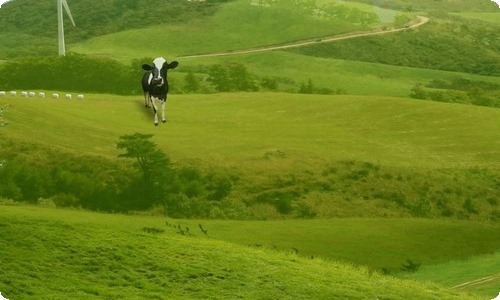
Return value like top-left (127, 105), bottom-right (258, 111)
top-left (184, 70), bottom-right (199, 93)
top-left (208, 64), bottom-right (230, 92)
top-left (117, 133), bottom-right (172, 209)
top-left (299, 79), bottom-right (314, 94)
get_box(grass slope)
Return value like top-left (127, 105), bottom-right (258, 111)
top-left (1, 93), bottom-right (499, 168)
top-left (453, 12), bottom-right (500, 24)
top-left (403, 251), bottom-right (500, 297)
top-left (167, 218), bottom-right (500, 273)
top-left (71, 0), bottom-right (389, 59)
top-left (181, 51), bottom-right (500, 97)
top-left (0, 205), bottom-right (484, 299)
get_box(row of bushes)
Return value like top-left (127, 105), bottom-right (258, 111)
top-left (0, 55), bottom-right (144, 95)
top-left (0, 55), bottom-right (342, 95)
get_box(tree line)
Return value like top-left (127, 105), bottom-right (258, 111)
top-left (0, 55), bottom-right (339, 95)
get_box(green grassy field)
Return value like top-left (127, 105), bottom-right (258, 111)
top-left (167, 217), bottom-right (500, 273)
top-left (403, 251), bottom-right (500, 297)
top-left (1, 92), bottom-right (498, 169)
top-left (71, 0), bottom-right (392, 59)
top-left (180, 51), bottom-right (500, 97)
top-left (0, 0), bottom-right (499, 299)
top-left (453, 12), bottom-right (500, 24)
top-left (1, 92), bottom-right (498, 220)
top-left (0, 204), bottom-right (489, 300)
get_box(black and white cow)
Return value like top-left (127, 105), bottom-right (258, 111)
top-left (142, 57), bottom-right (179, 125)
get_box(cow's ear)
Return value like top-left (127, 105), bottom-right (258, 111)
top-left (167, 61), bottom-right (179, 69)
top-left (142, 64), bottom-right (153, 71)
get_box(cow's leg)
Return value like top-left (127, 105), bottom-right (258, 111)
top-left (151, 97), bottom-right (159, 126)
top-left (161, 100), bottom-right (167, 123)
top-left (144, 91), bottom-right (150, 107)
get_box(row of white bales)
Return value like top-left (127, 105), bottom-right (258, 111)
top-left (0, 91), bottom-right (84, 100)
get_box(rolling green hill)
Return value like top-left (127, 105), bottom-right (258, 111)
top-left (0, 93), bottom-right (498, 219)
top-left (72, 0), bottom-right (385, 59)
top-left (403, 251), bottom-right (500, 297)
top-left (0, 1), bottom-right (499, 298)
top-left (0, 205), bottom-right (488, 299)
top-left (1, 93), bottom-right (498, 168)
top-left (0, 0), bottom-right (222, 53)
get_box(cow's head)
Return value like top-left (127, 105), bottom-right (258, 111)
top-left (142, 57), bottom-right (179, 87)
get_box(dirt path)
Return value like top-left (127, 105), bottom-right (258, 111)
top-left (180, 16), bottom-right (429, 59)
top-left (452, 273), bottom-right (500, 289)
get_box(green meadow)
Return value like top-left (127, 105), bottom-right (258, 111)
top-left (0, 205), bottom-right (492, 299)
top-left (180, 51), bottom-right (500, 97)
top-left (1, 92), bottom-right (498, 167)
top-left (404, 251), bottom-right (500, 297)
top-left (1, 93), bottom-right (498, 221)
top-left (453, 12), bottom-right (500, 24)
top-left (71, 0), bottom-right (393, 59)
top-left (0, 0), bottom-right (499, 299)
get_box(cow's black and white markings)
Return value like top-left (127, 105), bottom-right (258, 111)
top-left (141, 57), bottom-right (179, 125)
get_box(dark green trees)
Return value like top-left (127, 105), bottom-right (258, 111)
top-left (117, 133), bottom-right (172, 210)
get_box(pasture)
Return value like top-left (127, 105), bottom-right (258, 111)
top-left (168, 217), bottom-right (500, 274)
top-left (180, 51), bottom-right (500, 98)
top-left (71, 0), bottom-right (394, 59)
top-left (0, 204), bottom-right (490, 299)
top-left (0, 0), bottom-right (499, 298)
top-left (453, 12), bottom-right (500, 24)
top-left (1, 92), bottom-right (499, 168)
top-left (404, 251), bottom-right (500, 297)
top-left (1, 92), bottom-right (498, 220)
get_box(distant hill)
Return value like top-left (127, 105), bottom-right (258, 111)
top-left (0, 0), bottom-right (226, 57)
top-left (1, 0), bottom-right (499, 77)
top-left (353, 0), bottom-right (498, 12)
top-left (0, 0), bottom-right (223, 40)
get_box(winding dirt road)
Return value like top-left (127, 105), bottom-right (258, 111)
top-left (180, 16), bottom-right (429, 59)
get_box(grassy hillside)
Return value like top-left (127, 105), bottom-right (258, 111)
top-left (290, 15), bottom-right (500, 76)
top-left (0, 0), bottom-right (222, 58)
top-left (403, 251), bottom-right (500, 297)
top-left (0, 0), bottom-right (384, 59)
top-left (0, 205), bottom-right (486, 299)
top-left (167, 217), bottom-right (500, 273)
top-left (0, 93), bottom-right (498, 219)
top-left (352, 0), bottom-right (498, 12)
top-left (181, 51), bottom-right (500, 98)
top-left (71, 0), bottom-right (385, 59)
top-left (1, 93), bottom-right (498, 167)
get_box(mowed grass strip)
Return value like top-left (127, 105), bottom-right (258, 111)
top-left (0, 205), bottom-right (484, 300)
top-left (1, 93), bottom-right (499, 170)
